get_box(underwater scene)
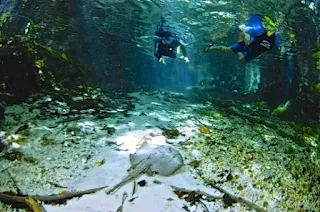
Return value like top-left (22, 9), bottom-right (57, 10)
top-left (0, 0), bottom-right (319, 211)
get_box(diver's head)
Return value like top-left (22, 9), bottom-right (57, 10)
top-left (262, 16), bottom-right (277, 36)
top-left (162, 31), bottom-right (174, 44)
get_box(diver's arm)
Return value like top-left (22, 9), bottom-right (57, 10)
top-left (154, 39), bottom-right (162, 60)
top-left (178, 41), bottom-right (189, 62)
top-left (180, 44), bottom-right (187, 57)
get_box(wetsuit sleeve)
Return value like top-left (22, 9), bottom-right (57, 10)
top-left (154, 39), bottom-right (162, 59)
top-left (177, 40), bottom-right (187, 57)
top-left (180, 44), bottom-right (187, 57)
top-left (274, 32), bottom-right (281, 50)
top-left (244, 15), bottom-right (265, 43)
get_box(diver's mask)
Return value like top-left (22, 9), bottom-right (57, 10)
top-left (262, 16), bottom-right (277, 36)
top-left (162, 36), bottom-right (174, 45)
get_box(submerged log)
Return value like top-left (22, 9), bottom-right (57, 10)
top-left (0, 186), bottom-right (107, 211)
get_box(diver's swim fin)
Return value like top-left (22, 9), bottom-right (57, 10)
top-left (204, 43), bottom-right (214, 53)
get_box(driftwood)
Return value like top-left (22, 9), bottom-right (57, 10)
top-left (171, 184), bottom-right (267, 212)
top-left (210, 184), bottom-right (267, 212)
top-left (170, 185), bottom-right (222, 202)
top-left (0, 186), bottom-right (107, 212)
top-left (25, 196), bottom-right (46, 212)
top-left (116, 192), bottom-right (128, 212)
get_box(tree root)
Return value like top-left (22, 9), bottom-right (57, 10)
top-left (0, 186), bottom-right (107, 212)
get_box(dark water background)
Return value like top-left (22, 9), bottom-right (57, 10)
top-left (0, 0), bottom-right (319, 124)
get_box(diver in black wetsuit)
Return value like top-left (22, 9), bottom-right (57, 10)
top-left (154, 17), bottom-right (189, 65)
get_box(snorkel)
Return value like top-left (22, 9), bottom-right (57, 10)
top-left (262, 16), bottom-right (278, 36)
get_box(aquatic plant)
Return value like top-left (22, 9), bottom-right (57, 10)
top-left (271, 100), bottom-right (291, 115)
top-left (200, 127), bottom-right (210, 134)
top-left (162, 128), bottom-right (180, 139)
top-left (314, 82), bottom-right (320, 92)
top-left (312, 46), bottom-right (320, 70)
top-left (0, 10), bottom-right (91, 104)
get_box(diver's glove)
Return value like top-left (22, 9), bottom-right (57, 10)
top-left (183, 57), bottom-right (190, 63)
top-left (159, 57), bottom-right (166, 65)
top-left (204, 43), bottom-right (214, 53)
top-left (180, 56), bottom-right (190, 63)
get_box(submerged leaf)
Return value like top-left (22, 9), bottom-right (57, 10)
top-left (60, 53), bottom-right (69, 61)
top-left (200, 127), bottom-right (210, 134)
top-left (95, 159), bottom-right (104, 166)
top-left (35, 59), bottom-right (46, 69)
top-left (0, 12), bottom-right (9, 26)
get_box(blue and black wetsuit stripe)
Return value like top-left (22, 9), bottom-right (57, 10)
top-left (231, 32), bottom-right (277, 62)
top-left (248, 32), bottom-right (276, 56)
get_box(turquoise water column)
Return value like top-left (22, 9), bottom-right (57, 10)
top-left (244, 62), bottom-right (261, 94)
top-left (284, 51), bottom-right (295, 100)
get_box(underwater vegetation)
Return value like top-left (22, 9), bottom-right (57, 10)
top-left (0, 0), bottom-right (95, 105)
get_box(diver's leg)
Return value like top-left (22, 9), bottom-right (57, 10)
top-left (238, 53), bottom-right (246, 63)
top-left (204, 45), bottom-right (233, 54)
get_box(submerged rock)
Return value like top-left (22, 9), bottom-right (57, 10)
top-left (162, 129), bottom-right (180, 139)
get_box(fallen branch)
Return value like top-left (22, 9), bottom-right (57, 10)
top-left (199, 199), bottom-right (210, 212)
top-left (210, 184), bottom-right (267, 212)
top-left (132, 181), bottom-right (136, 196)
top-left (0, 186), bottom-right (107, 211)
top-left (116, 192), bottom-right (128, 212)
top-left (25, 196), bottom-right (46, 212)
top-left (33, 186), bottom-right (107, 203)
top-left (0, 167), bottom-right (10, 173)
top-left (171, 184), bottom-right (267, 212)
top-left (6, 169), bottom-right (23, 195)
top-left (56, 116), bottom-right (81, 124)
top-left (170, 185), bottom-right (222, 201)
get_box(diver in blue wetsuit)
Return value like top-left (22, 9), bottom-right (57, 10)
top-left (204, 15), bottom-right (283, 63)
top-left (154, 17), bottom-right (189, 65)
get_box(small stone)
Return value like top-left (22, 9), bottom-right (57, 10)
top-left (106, 127), bottom-right (116, 135)
top-left (153, 180), bottom-right (162, 184)
top-left (137, 180), bottom-right (147, 187)
top-left (189, 160), bottom-right (201, 168)
top-left (226, 173), bottom-right (233, 181)
top-left (182, 205), bottom-right (189, 211)
top-left (162, 129), bottom-right (180, 139)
